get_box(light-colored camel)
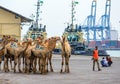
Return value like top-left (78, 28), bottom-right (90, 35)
top-left (43, 36), bottom-right (61, 72)
top-left (31, 47), bottom-right (49, 74)
top-left (60, 36), bottom-right (71, 73)
top-left (3, 37), bottom-right (32, 73)
top-left (3, 38), bottom-right (25, 72)
top-left (30, 37), bottom-right (49, 74)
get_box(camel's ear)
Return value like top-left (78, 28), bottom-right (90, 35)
top-left (3, 35), bottom-right (5, 37)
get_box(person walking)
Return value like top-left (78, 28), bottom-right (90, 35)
top-left (92, 46), bottom-right (101, 71)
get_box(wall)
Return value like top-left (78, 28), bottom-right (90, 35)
top-left (0, 8), bottom-right (21, 41)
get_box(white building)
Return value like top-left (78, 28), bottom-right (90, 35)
top-left (110, 30), bottom-right (118, 40)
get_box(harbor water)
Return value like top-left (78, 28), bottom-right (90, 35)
top-left (106, 50), bottom-right (120, 57)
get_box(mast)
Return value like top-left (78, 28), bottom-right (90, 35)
top-left (71, 0), bottom-right (79, 30)
top-left (36, 0), bottom-right (43, 30)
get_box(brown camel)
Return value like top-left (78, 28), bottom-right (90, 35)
top-left (4, 38), bottom-right (18, 72)
top-left (0, 35), bottom-right (12, 70)
top-left (23, 38), bottom-right (34, 73)
top-left (60, 36), bottom-right (71, 73)
top-left (13, 41), bottom-right (31, 73)
top-left (0, 41), bottom-right (5, 70)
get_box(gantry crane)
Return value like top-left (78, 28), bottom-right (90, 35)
top-left (81, 0), bottom-right (97, 41)
top-left (97, 0), bottom-right (111, 40)
top-left (81, 0), bottom-right (111, 42)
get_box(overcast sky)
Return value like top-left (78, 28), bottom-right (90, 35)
top-left (0, 0), bottom-right (120, 39)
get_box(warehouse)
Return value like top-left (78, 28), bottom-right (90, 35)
top-left (0, 6), bottom-right (32, 41)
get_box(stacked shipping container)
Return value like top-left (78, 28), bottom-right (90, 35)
top-left (88, 40), bottom-right (120, 49)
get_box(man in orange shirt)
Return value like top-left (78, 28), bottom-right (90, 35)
top-left (92, 46), bottom-right (101, 71)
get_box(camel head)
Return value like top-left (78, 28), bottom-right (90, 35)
top-left (35, 36), bottom-right (43, 45)
top-left (62, 36), bottom-right (67, 43)
top-left (50, 36), bottom-right (61, 42)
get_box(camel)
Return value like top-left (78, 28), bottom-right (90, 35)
top-left (31, 47), bottom-right (49, 74)
top-left (31, 36), bottom-right (61, 73)
top-left (0, 35), bottom-right (12, 70)
top-left (30, 37), bottom-right (49, 74)
top-left (43, 36), bottom-right (61, 72)
top-left (22, 38), bottom-right (35, 73)
top-left (13, 41), bottom-right (32, 73)
top-left (60, 36), bottom-right (71, 73)
top-left (0, 41), bottom-right (5, 70)
top-left (3, 37), bottom-right (31, 73)
top-left (4, 38), bottom-right (16, 72)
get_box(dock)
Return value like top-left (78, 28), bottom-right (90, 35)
top-left (0, 54), bottom-right (120, 84)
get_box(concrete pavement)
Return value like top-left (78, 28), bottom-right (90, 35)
top-left (0, 55), bottom-right (120, 84)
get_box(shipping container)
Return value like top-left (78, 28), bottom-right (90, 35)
top-left (88, 40), bottom-right (120, 48)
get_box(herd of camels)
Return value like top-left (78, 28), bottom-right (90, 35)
top-left (0, 35), bottom-right (71, 74)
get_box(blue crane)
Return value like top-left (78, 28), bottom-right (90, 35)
top-left (97, 0), bottom-right (111, 40)
top-left (81, 0), bottom-right (97, 41)
top-left (81, 0), bottom-right (111, 42)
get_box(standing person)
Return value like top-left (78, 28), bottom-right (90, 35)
top-left (92, 46), bottom-right (101, 71)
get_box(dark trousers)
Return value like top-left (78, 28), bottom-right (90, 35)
top-left (93, 59), bottom-right (101, 71)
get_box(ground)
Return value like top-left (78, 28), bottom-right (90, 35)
top-left (0, 55), bottom-right (120, 84)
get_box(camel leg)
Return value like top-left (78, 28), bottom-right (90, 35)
top-left (66, 57), bottom-right (70, 73)
top-left (42, 56), bottom-right (46, 74)
top-left (23, 56), bottom-right (25, 71)
top-left (26, 58), bottom-right (30, 74)
top-left (65, 57), bottom-right (67, 72)
top-left (33, 57), bottom-right (37, 74)
top-left (10, 56), bottom-right (13, 70)
top-left (45, 56), bottom-right (49, 73)
top-left (29, 56), bottom-right (34, 72)
top-left (0, 56), bottom-right (2, 70)
top-left (24, 58), bottom-right (27, 73)
top-left (60, 54), bottom-right (64, 73)
top-left (39, 58), bottom-right (43, 74)
top-left (4, 56), bottom-right (7, 72)
top-left (49, 53), bottom-right (53, 72)
top-left (18, 56), bottom-right (22, 73)
top-left (14, 57), bottom-right (17, 73)
top-left (38, 58), bottom-right (41, 72)
top-left (6, 57), bottom-right (9, 72)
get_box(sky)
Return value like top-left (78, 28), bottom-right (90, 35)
top-left (0, 0), bottom-right (120, 39)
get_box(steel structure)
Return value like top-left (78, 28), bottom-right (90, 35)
top-left (81, 0), bottom-right (111, 41)
top-left (81, 0), bottom-right (97, 41)
top-left (97, 0), bottom-right (111, 40)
